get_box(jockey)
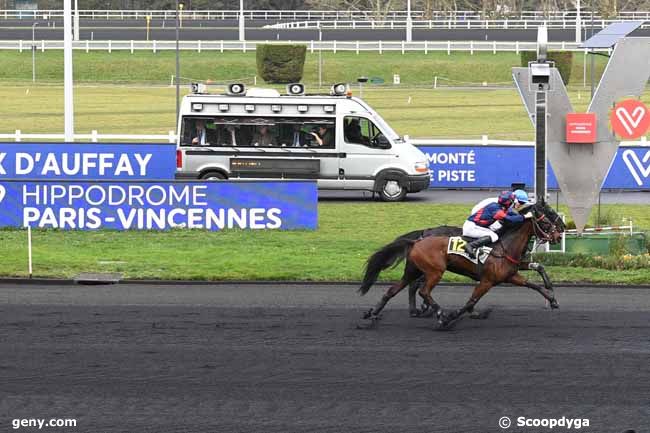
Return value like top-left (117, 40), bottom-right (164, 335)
top-left (463, 191), bottom-right (533, 258)
top-left (470, 189), bottom-right (530, 216)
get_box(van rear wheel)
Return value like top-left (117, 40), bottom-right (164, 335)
top-left (379, 179), bottom-right (407, 202)
top-left (200, 171), bottom-right (226, 181)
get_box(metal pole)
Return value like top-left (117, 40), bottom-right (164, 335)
top-left (318, 27), bottom-right (322, 88)
top-left (406, 0), bottom-right (413, 42)
top-left (63, 0), bottom-right (74, 142)
top-left (27, 225), bottom-right (32, 279)
top-left (238, 0), bottom-right (245, 41)
top-left (73, 0), bottom-right (79, 41)
top-left (590, 3), bottom-right (595, 99)
top-left (31, 22), bottom-right (38, 82)
top-left (575, 0), bottom-right (582, 43)
top-left (175, 0), bottom-right (180, 122)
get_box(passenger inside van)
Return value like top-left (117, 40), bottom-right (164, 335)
top-left (310, 125), bottom-right (334, 147)
top-left (191, 119), bottom-right (216, 146)
top-left (251, 125), bottom-right (275, 147)
top-left (344, 118), bottom-right (365, 145)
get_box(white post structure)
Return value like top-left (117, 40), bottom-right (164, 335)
top-left (64, 0), bottom-right (74, 142)
top-left (238, 0), bottom-right (245, 41)
top-left (406, 0), bottom-right (413, 42)
top-left (27, 225), bottom-right (33, 279)
top-left (575, 0), bottom-right (582, 43)
top-left (73, 0), bottom-right (80, 41)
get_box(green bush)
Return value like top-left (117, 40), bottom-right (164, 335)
top-left (520, 51), bottom-right (573, 85)
top-left (256, 44), bottom-right (307, 84)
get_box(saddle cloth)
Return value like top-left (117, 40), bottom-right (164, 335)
top-left (447, 236), bottom-right (492, 265)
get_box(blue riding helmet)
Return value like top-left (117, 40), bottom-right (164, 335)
top-left (513, 189), bottom-right (529, 204)
top-left (497, 191), bottom-right (514, 207)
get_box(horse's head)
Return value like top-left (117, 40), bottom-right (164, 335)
top-left (529, 200), bottom-right (565, 244)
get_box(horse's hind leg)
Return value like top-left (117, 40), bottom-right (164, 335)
top-left (364, 264), bottom-right (421, 320)
top-left (417, 271), bottom-right (444, 319)
top-left (438, 280), bottom-right (494, 328)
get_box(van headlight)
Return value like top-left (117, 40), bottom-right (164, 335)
top-left (414, 161), bottom-right (429, 174)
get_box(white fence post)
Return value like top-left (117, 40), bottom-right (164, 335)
top-left (86, 40), bottom-right (89, 53)
top-left (379, 40), bottom-right (382, 54)
top-left (19, 40), bottom-right (22, 52)
top-left (153, 40), bottom-right (157, 53)
top-left (168, 130), bottom-right (176, 143)
top-left (493, 41), bottom-right (496, 54)
top-left (15, 130), bottom-right (21, 142)
top-left (27, 225), bottom-right (33, 279)
top-left (198, 40), bottom-right (201, 53)
top-left (130, 40), bottom-right (134, 54)
top-left (447, 40), bottom-right (450, 55)
top-left (108, 40), bottom-right (112, 53)
top-left (91, 130), bottom-right (98, 142)
top-left (470, 41), bottom-right (473, 55)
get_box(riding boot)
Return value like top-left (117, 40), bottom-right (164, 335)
top-left (464, 236), bottom-right (492, 258)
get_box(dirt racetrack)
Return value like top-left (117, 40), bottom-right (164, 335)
top-left (1, 282), bottom-right (649, 433)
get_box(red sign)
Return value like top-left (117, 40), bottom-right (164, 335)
top-left (566, 113), bottom-right (597, 143)
top-left (610, 99), bottom-right (650, 140)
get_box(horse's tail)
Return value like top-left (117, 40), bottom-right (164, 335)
top-left (358, 237), bottom-right (416, 295)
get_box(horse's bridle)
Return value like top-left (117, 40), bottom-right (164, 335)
top-left (531, 210), bottom-right (563, 244)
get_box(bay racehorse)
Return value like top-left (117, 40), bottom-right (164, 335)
top-left (358, 201), bottom-right (565, 329)
top-left (394, 226), bottom-right (557, 318)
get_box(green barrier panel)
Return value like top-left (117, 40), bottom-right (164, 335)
top-left (564, 233), bottom-right (647, 255)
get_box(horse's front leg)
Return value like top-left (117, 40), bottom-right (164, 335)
top-left (508, 272), bottom-right (559, 309)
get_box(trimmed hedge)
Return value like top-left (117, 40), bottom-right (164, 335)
top-left (256, 44), bottom-right (307, 84)
top-left (520, 51), bottom-right (573, 85)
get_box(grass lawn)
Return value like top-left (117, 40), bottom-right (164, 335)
top-left (3, 84), bottom-right (644, 140)
top-left (0, 203), bottom-right (648, 283)
top-left (0, 50), bottom-right (641, 139)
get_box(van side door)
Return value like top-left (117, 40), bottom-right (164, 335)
top-left (338, 115), bottom-right (396, 190)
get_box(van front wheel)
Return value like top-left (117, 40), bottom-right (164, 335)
top-left (379, 179), bottom-right (407, 202)
top-left (200, 171), bottom-right (226, 181)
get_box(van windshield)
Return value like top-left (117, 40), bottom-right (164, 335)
top-left (180, 116), bottom-right (336, 148)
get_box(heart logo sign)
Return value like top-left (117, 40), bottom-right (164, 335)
top-left (610, 99), bottom-right (650, 139)
top-left (622, 149), bottom-right (650, 186)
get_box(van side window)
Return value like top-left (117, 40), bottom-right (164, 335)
top-left (343, 116), bottom-right (390, 149)
top-left (180, 116), bottom-right (335, 148)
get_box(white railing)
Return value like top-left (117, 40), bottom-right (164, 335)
top-left (410, 137), bottom-right (649, 146)
top-left (0, 133), bottom-right (647, 146)
top-left (0, 131), bottom-right (177, 143)
top-left (267, 18), bottom-right (650, 30)
top-left (2, 9), bottom-right (650, 22)
top-left (0, 40), bottom-right (590, 54)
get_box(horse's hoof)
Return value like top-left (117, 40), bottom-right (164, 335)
top-left (550, 299), bottom-right (560, 310)
top-left (362, 308), bottom-right (374, 319)
top-left (469, 308), bottom-right (493, 320)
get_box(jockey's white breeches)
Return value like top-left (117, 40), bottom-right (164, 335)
top-left (462, 220), bottom-right (499, 242)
